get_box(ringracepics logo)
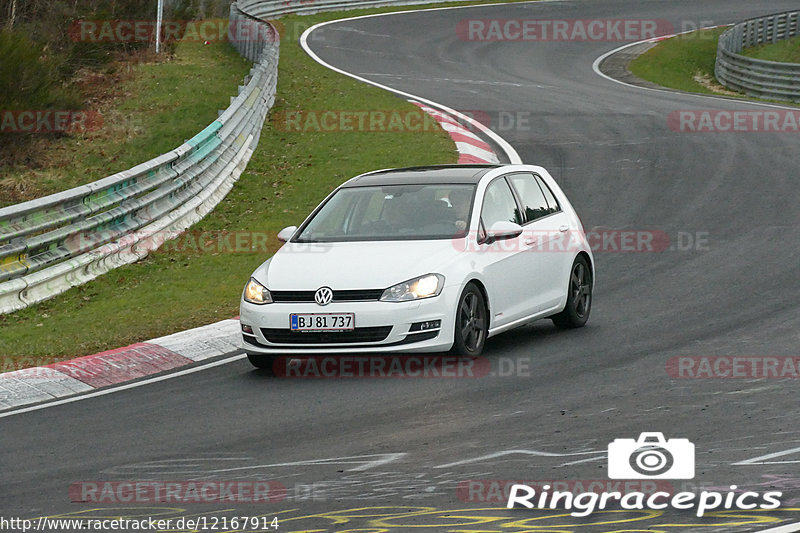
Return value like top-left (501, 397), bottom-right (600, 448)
top-left (506, 433), bottom-right (782, 517)
top-left (457, 19), bottom-right (672, 42)
top-left (506, 482), bottom-right (782, 517)
top-left (460, 479), bottom-right (674, 503)
top-left (608, 433), bottom-right (694, 479)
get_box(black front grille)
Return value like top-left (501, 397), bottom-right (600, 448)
top-left (261, 326), bottom-right (392, 344)
top-left (334, 289), bottom-right (385, 301)
top-left (271, 289), bottom-right (384, 303)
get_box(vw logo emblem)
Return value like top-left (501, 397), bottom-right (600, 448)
top-left (314, 287), bottom-right (333, 306)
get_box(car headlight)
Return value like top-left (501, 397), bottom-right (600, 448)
top-left (243, 277), bottom-right (273, 305)
top-left (380, 274), bottom-right (445, 302)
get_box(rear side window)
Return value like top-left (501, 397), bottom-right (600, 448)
top-left (508, 173), bottom-right (551, 223)
top-left (535, 174), bottom-right (561, 214)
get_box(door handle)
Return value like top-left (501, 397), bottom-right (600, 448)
top-left (524, 238), bottom-right (537, 246)
top-left (559, 225), bottom-right (569, 232)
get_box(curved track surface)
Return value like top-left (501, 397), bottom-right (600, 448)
top-left (3, 1), bottom-right (800, 531)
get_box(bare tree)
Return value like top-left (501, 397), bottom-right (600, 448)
top-left (7, 0), bottom-right (16, 29)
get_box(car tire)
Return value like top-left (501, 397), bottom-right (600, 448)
top-left (247, 354), bottom-right (277, 373)
top-left (552, 255), bottom-right (592, 329)
top-left (451, 283), bottom-right (488, 356)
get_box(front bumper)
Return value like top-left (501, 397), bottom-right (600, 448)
top-left (239, 285), bottom-right (459, 354)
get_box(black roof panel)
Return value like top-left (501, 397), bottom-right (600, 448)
top-left (343, 165), bottom-right (500, 187)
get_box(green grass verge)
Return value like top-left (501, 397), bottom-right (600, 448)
top-left (2, 1), bottom-right (541, 364)
top-left (741, 34), bottom-right (800, 63)
top-left (0, 38), bottom-right (252, 207)
top-left (629, 28), bottom-right (800, 106)
top-left (628, 27), bottom-right (728, 94)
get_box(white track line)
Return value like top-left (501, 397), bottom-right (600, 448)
top-left (592, 25), bottom-right (800, 111)
top-left (299, 6), bottom-right (522, 164)
top-left (734, 446), bottom-right (800, 465)
top-left (0, 354), bottom-right (246, 419)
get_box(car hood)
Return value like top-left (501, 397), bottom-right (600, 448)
top-left (254, 240), bottom-right (464, 291)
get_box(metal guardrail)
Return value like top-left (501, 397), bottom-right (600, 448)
top-left (0, 0), bottom-right (465, 314)
top-left (716, 11), bottom-right (800, 102)
top-left (0, 6), bottom-right (278, 314)
top-left (237, 0), bottom-right (462, 18)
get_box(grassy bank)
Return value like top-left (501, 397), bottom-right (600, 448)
top-left (741, 34), bottom-right (800, 63)
top-left (0, 39), bottom-right (252, 206)
top-left (628, 27), bottom-right (728, 95)
top-left (629, 27), bottom-right (800, 104)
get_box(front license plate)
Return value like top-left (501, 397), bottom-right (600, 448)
top-left (290, 313), bottom-right (355, 331)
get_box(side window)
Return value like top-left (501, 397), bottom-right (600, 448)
top-left (508, 173), bottom-right (550, 223)
top-left (535, 174), bottom-right (561, 214)
top-left (480, 178), bottom-right (522, 228)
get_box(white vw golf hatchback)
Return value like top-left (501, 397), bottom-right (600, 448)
top-left (240, 165), bottom-right (593, 368)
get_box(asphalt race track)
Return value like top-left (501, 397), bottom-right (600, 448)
top-left (2, 1), bottom-right (800, 531)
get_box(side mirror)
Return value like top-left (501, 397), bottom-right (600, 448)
top-left (277, 226), bottom-right (298, 242)
top-left (485, 221), bottom-right (523, 244)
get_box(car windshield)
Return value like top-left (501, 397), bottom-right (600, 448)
top-left (294, 184), bottom-right (476, 242)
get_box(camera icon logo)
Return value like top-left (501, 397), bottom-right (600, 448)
top-left (608, 432), bottom-right (695, 479)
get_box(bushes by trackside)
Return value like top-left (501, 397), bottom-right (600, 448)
top-left (0, 0), bottom-right (233, 118)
